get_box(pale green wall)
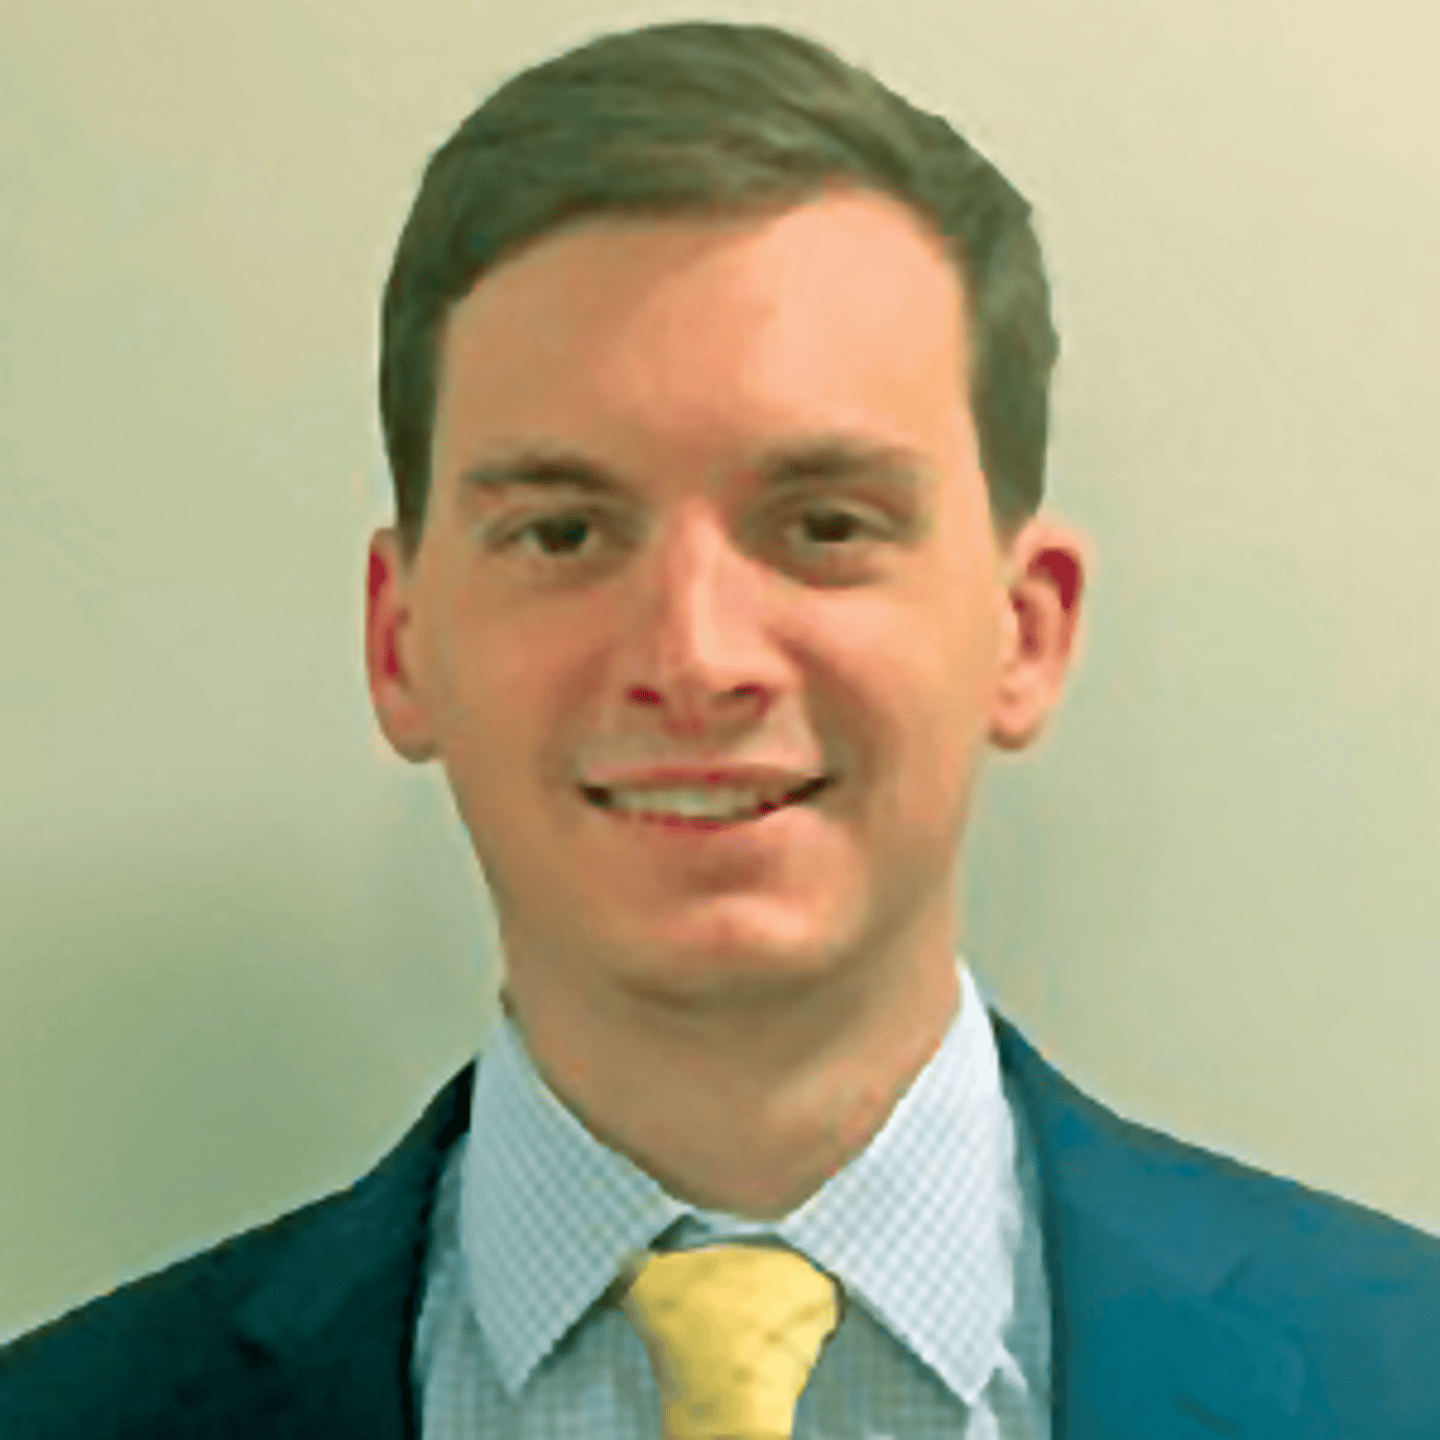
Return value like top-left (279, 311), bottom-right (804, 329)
top-left (4, 0), bottom-right (1437, 1341)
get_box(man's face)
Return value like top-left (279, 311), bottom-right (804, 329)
top-left (367, 188), bottom-right (1081, 1020)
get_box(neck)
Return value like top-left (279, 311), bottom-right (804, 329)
top-left (501, 938), bottom-right (962, 1221)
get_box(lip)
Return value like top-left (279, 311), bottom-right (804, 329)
top-left (579, 774), bottom-right (837, 829)
top-left (579, 763), bottom-right (827, 794)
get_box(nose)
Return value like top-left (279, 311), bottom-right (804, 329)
top-left (607, 510), bottom-right (794, 736)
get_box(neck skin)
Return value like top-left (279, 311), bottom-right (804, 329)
top-left (499, 926), bottom-right (962, 1222)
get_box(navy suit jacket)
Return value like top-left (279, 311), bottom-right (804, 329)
top-left (3, 1008), bottom-right (1438, 1438)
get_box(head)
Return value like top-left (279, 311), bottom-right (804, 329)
top-left (365, 21), bottom-right (1086, 1026)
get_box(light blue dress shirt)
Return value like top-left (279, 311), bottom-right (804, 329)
top-left (413, 959), bottom-right (1052, 1437)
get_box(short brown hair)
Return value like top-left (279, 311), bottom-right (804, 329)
top-left (380, 20), bottom-right (1058, 563)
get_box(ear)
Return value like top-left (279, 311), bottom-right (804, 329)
top-left (987, 518), bottom-right (1089, 753)
top-left (365, 527), bottom-right (439, 763)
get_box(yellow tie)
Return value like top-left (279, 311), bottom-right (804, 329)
top-left (619, 1242), bottom-right (843, 1440)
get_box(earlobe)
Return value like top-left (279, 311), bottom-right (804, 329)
top-left (986, 520), bottom-right (1088, 753)
top-left (365, 529), bottom-right (439, 764)
top-left (987, 603), bottom-right (1047, 752)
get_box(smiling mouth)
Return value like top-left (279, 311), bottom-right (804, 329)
top-left (579, 775), bottom-right (834, 822)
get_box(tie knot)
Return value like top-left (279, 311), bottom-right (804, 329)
top-left (620, 1243), bottom-right (842, 1440)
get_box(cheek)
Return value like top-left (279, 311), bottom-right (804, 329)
top-left (896, 610), bottom-right (1002, 792)
top-left (954, 582), bottom-right (1009, 693)
top-left (440, 624), bottom-right (579, 791)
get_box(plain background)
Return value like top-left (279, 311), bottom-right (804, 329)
top-left (3, 0), bottom-right (1437, 1341)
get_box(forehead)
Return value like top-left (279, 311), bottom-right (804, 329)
top-left (432, 189), bottom-right (974, 480)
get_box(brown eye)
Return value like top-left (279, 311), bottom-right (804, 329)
top-left (799, 509), bottom-right (868, 545)
top-left (495, 511), bottom-right (604, 559)
top-left (489, 505), bottom-right (882, 572)
top-left (788, 507), bottom-right (882, 556)
top-left (525, 514), bottom-right (595, 556)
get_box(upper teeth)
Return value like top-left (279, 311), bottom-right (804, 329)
top-left (607, 786), bottom-right (778, 819)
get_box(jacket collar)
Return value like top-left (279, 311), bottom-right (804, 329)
top-left (232, 1059), bottom-right (473, 1440)
top-left (233, 1007), bottom-right (1305, 1440)
top-left (991, 1012), bottom-right (1305, 1440)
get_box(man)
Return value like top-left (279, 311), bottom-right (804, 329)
top-left (3, 18), bottom-right (1437, 1439)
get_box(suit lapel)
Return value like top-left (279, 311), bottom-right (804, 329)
top-left (991, 1011), bottom-right (1305, 1440)
top-left (229, 1059), bottom-right (476, 1440)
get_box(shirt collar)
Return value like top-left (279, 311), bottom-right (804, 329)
top-left (459, 958), bottom-right (1014, 1405)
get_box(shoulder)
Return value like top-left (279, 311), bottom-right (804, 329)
top-left (0, 1188), bottom-right (337, 1440)
top-left (995, 1009), bottom-right (1440, 1430)
top-left (1140, 1116), bottom-right (1440, 1432)
top-left (996, 1004), bottom-right (1440, 1291)
top-left (0, 1057), bottom-right (476, 1440)
top-left (1203, 1143), bottom-right (1440, 1347)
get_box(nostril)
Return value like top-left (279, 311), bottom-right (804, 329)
top-left (581, 785), bottom-right (612, 808)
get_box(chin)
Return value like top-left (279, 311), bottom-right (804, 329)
top-left (599, 903), bottom-right (859, 991)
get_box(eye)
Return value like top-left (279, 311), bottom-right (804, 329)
top-left (488, 505), bottom-right (882, 566)
top-left (499, 511), bottom-right (603, 559)
top-left (789, 507), bottom-right (877, 549)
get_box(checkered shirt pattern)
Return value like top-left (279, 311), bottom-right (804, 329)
top-left (412, 959), bottom-right (1052, 1438)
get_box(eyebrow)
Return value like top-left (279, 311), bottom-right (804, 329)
top-left (457, 434), bottom-right (934, 501)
